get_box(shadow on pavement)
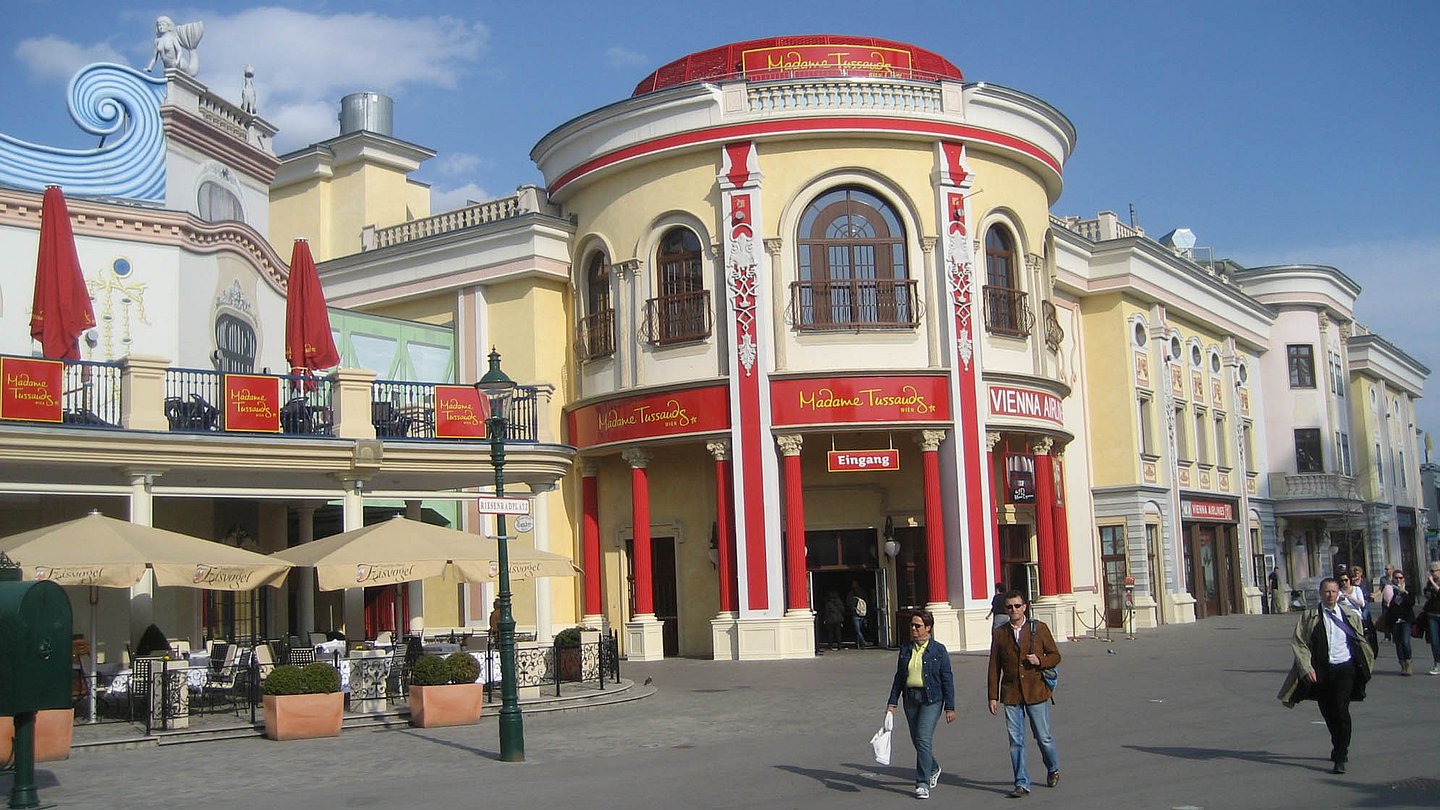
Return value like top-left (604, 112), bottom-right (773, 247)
top-left (776, 763), bottom-right (1013, 798)
top-left (1124, 744), bottom-right (1331, 772)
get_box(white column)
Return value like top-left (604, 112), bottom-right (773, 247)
top-left (126, 471), bottom-right (158, 644)
top-left (532, 485), bottom-right (554, 641)
top-left (296, 503), bottom-right (318, 638)
top-left (342, 480), bottom-right (366, 639)
top-left (405, 499), bottom-right (424, 636)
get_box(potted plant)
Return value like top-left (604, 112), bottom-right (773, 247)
top-left (261, 663), bottom-right (342, 741)
top-left (408, 652), bottom-right (483, 728)
top-left (554, 626), bottom-right (591, 681)
top-left (0, 710), bottom-right (72, 767)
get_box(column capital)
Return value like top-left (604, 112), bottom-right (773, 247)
top-left (917, 429), bottom-right (947, 452)
top-left (762, 237), bottom-right (784, 258)
top-left (1030, 437), bottom-right (1054, 456)
top-left (919, 236), bottom-right (938, 255)
top-left (985, 431), bottom-right (1003, 452)
top-left (705, 439), bottom-right (731, 462)
top-left (621, 447), bottom-right (652, 469)
top-left (776, 434), bottom-right (804, 456)
top-left (121, 468), bottom-right (166, 487)
top-left (580, 458), bottom-right (600, 477)
top-left (613, 258), bottom-right (642, 279)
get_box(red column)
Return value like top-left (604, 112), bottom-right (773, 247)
top-left (1053, 454), bottom-right (1073, 594)
top-left (918, 430), bottom-right (948, 602)
top-left (1033, 440), bottom-right (1058, 596)
top-left (778, 435), bottom-right (809, 612)
top-left (708, 440), bottom-right (738, 613)
top-left (987, 432), bottom-right (1002, 584)
top-left (623, 448), bottom-right (654, 616)
top-left (581, 462), bottom-right (602, 617)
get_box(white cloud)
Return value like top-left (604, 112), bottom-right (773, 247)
top-left (431, 182), bottom-right (493, 213)
top-left (190, 8), bottom-right (489, 152)
top-left (434, 152), bottom-right (485, 178)
top-left (605, 46), bottom-right (646, 68)
top-left (14, 36), bottom-right (127, 83)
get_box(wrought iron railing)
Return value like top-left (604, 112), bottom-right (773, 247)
top-left (789, 278), bottom-right (919, 330)
top-left (983, 285), bottom-right (1033, 337)
top-left (578, 309), bottom-right (616, 359)
top-left (369, 380), bottom-right (540, 442)
top-left (642, 290), bottom-right (712, 345)
top-left (163, 368), bottom-right (334, 436)
top-left (62, 359), bottom-right (123, 427)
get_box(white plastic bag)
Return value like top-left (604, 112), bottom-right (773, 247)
top-left (870, 711), bottom-right (894, 765)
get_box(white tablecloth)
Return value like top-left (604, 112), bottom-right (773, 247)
top-left (105, 663), bottom-right (209, 694)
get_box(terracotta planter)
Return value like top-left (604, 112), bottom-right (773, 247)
top-left (0, 708), bottom-right (74, 766)
top-left (409, 683), bottom-right (484, 728)
top-left (262, 693), bottom-right (343, 741)
top-left (558, 647), bottom-right (583, 681)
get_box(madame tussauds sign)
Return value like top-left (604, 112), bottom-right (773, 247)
top-left (770, 375), bottom-right (950, 426)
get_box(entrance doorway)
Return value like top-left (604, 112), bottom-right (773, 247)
top-left (806, 528), bottom-right (880, 649)
top-left (999, 523), bottom-right (1033, 602)
top-left (626, 537), bottom-right (679, 657)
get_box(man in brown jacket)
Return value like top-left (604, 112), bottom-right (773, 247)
top-left (987, 591), bottom-right (1061, 798)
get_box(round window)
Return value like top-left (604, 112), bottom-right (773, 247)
top-left (1190, 344), bottom-right (1202, 366)
top-left (1238, 363), bottom-right (1249, 384)
top-left (1168, 335), bottom-right (1182, 360)
top-left (1133, 321), bottom-right (1148, 348)
top-left (1210, 351), bottom-right (1222, 373)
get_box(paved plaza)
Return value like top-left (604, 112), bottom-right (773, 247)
top-left (7, 613), bottom-right (1440, 809)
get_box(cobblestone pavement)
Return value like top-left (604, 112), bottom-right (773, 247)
top-left (7, 613), bottom-right (1440, 809)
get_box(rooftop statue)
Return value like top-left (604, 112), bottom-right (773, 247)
top-left (145, 16), bottom-right (204, 76)
top-left (240, 65), bottom-right (257, 114)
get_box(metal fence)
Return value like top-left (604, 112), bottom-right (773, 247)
top-left (370, 381), bottom-right (542, 442)
top-left (163, 368), bottom-right (334, 436)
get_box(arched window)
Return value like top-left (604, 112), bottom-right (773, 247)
top-left (983, 225), bottom-right (1029, 337)
top-left (793, 187), bottom-right (914, 329)
top-left (580, 253), bottom-right (614, 359)
top-left (647, 228), bottom-right (710, 344)
top-left (197, 181), bottom-right (243, 223)
top-left (214, 313), bottom-right (256, 373)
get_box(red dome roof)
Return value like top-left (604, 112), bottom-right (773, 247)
top-left (632, 35), bottom-right (963, 96)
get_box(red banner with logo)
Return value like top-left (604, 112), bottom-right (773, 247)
top-left (0, 357), bottom-right (64, 422)
top-left (742, 44), bottom-right (913, 81)
top-left (224, 374), bottom-right (281, 432)
top-left (567, 385), bottom-right (729, 448)
top-left (988, 385), bottom-right (1065, 425)
top-left (434, 385), bottom-right (490, 438)
top-left (770, 375), bottom-right (950, 427)
top-left (1181, 499), bottom-right (1234, 522)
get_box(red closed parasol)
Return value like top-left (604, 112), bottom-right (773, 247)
top-left (284, 239), bottom-right (340, 387)
top-left (30, 186), bottom-right (97, 360)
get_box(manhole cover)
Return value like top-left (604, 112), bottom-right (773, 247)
top-left (1392, 777), bottom-right (1440, 791)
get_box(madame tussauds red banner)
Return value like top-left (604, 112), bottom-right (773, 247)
top-left (1, 357), bottom-right (64, 422)
top-left (434, 385), bottom-right (490, 439)
top-left (224, 374), bottom-right (281, 432)
top-left (567, 385), bottom-right (729, 448)
top-left (770, 375), bottom-right (951, 426)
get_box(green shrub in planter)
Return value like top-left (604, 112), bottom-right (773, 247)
top-left (445, 652), bottom-right (479, 685)
top-left (409, 655), bottom-right (450, 687)
top-left (262, 663), bottom-right (340, 695)
top-left (554, 627), bottom-right (583, 648)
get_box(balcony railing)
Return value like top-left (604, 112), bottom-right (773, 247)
top-left (1, 353), bottom-right (543, 444)
top-left (1268, 472), bottom-right (1362, 501)
top-left (983, 285), bottom-right (1033, 338)
top-left (789, 278), bottom-right (919, 331)
top-left (642, 290), bottom-right (712, 345)
top-left (370, 380), bottom-right (540, 442)
top-left (578, 309), bottom-right (616, 360)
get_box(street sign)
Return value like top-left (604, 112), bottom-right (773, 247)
top-left (514, 515), bottom-right (535, 533)
top-left (476, 496), bottom-right (530, 516)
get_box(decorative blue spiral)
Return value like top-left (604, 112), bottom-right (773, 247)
top-left (0, 63), bottom-right (168, 201)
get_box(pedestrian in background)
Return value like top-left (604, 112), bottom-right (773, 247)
top-left (885, 609), bottom-right (955, 800)
top-left (1382, 572), bottom-right (1416, 675)
top-left (1422, 562), bottom-right (1440, 676)
top-left (1280, 577), bottom-right (1374, 775)
top-left (987, 591), bottom-right (1061, 798)
top-left (821, 591), bottom-right (845, 651)
top-left (988, 582), bottom-right (1009, 629)
top-left (847, 581), bottom-right (869, 650)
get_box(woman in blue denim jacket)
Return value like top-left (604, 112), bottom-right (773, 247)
top-left (886, 609), bottom-right (956, 800)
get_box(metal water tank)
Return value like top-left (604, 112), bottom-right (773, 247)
top-left (339, 92), bottom-right (394, 136)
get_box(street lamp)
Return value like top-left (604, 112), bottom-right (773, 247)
top-left (475, 347), bottom-right (523, 762)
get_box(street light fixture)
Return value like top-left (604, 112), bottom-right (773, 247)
top-left (475, 347), bottom-right (524, 762)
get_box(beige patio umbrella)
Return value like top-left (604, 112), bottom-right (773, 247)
top-left (0, 511), bottom-right (291, 589)
top-left (0, 511), bottom-right (292, 721)
top-left (270, 514), bottom-right (580, 591)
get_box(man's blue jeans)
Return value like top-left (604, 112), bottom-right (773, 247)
top-left (851, 615), bottom-right (866, 648)
top-left (1003, 701), bottom-right (1059, 790)
top-left (902, 690), bottom-right (943, 789)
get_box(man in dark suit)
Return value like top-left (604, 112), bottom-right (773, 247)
top-left (987, 591), bottom-right (1061, 798)
top-left (1278, 577), bottom-right (1375, 774)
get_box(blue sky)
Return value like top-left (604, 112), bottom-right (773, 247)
top-left (3, 1), bottom-right (1438, 441)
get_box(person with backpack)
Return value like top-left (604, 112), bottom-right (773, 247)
top-left (847, 581), bottom-right (869, 650)
top-left (1381, 570), bottom-right (1417, 675)
top-left (987, 591), bottom-right (1061, 798)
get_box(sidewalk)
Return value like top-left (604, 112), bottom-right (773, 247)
top-left (10, 614), bottom-right (1440, 809)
